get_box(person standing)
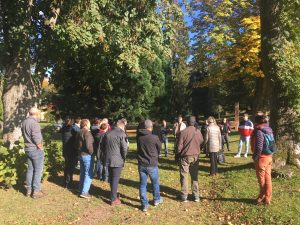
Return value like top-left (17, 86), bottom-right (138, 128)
top-left (173, 115), bottom-right (186, 140)
top-left (205, 117), bottom-right (222, 176)
top-left (103, 119), bottom-right (128, 206)
top-left (61, 117), bottom-right (77, 189)
top-left (161, 120), bottom-right (169, 157)
top-left (219, 118), bottom-right (231, 152)
top-left (235, 113), bottom-right (254, 158)
top-left (137, 119), bottom-right (163, 212)
top-left (94, 123), bottom-right (109, 181)
top-left (252, 113), bottom-right (274, 205)
top-left (201, 120), bottom-right (209, 157)
top-left (21, 107), bottom-right (45, 199)
top-left (77, 119), bottom-right (94, 199)
top-left (175, 116), bottom-right (203, 202)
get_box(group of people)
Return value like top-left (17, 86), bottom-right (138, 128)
top-left (21, 107), bottom-right (274, 211)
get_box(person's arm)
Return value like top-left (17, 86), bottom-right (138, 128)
top-left (120, 134), bottom-right (128, 160)
top-left (218, 130), bottom-right (222, 150)
top-left (32, 122), bottom-right (43, 150)
top-left (198, 130), bottom-right (204, 146)
top-left (176, 132), bottom-right (183, 155)
top-left (205, 127), bottom-right (209, 145)
top-left (86, 131), bottom-right (94, 155)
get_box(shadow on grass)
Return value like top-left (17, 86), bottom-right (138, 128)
top-left (119, 178), bottom-right (180, 202)
top-left (199, 162), bottom-right (255, 174)
top-left (202, 196), bottom-right (256, 205)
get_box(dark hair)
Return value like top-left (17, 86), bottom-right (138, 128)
top-left (255, 114), bottom-right (268, 124)
top-left (74, 117), bottom-right (81, 124)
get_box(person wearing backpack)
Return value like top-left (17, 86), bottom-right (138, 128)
top-left (251, 113), bottom-right (275, 205)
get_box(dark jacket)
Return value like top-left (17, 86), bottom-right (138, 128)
top-left (152, 125), bottom-right (163, 142)
top-left (61, 124), bottom-right (73, 157)
top-left (220, 123), bottom-right (231, 135)
top-left (176, 126), bottom-right (204, 157)
top-left (103, 127), bottom-right (128, 167)
top-left (161, 126), bottom-right (169, 140)
top-left (94, 129), bottom-right (106, 160)
top-left (76, 128), bottom-right (94, 155)
top-left (137, 129), bottom-right (161, 167)
top-left (21, 116), bottom-right (43, 151)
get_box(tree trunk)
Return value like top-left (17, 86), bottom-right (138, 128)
top-left (1, 0), bottom-right (37, 148)
top-left (260, 0), bottom-right (300, 168)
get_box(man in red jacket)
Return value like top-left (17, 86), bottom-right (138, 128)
top-left (234, 113), bottom-right (254, 158)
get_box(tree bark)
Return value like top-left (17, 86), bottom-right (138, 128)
top-left (1, 0), bottom-right (37, 147)
top-left (260, 0), bottom-right (300, 168)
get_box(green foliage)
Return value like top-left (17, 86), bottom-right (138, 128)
top-left (0, 125), bottom-right (63, 188)
top-left (0, 144), bottom-right (27, 187)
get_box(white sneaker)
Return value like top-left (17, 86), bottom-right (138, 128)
top-left (244, 154), bottom-right (248, 158)
top-left (234, 154), bottom-right (241, 158)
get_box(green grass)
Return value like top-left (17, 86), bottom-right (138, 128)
top-left (0, 133), bottom-right (299, 224)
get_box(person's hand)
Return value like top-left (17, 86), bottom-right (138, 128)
top-left (37, 143), bottom-right (43, 150)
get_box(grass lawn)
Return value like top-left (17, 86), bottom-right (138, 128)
top-left (0, 132), bottom-right (300, 224)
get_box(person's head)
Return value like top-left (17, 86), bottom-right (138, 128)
top-left (187, 116), bottom-right (196, 126)
top-left (28, 107), bottom-right (39, 118)
top-left (100, 122), bottom-right (108, 131)
top-left (64, 117), bottom-right (72, 126)
top-left (223, 118), bottom-right (227, 124)
top-left (162, 120), bottom-right (167, 126)
top-left (205, 119), bottom-right (209, 125)
top-left (74, 117), bottom-right (81, 124)
top-left (254, 112), bottom-right (268, 125)
top-left (116, 119), bottom-right (126, 131)
top-left (139, 116), bottom-right (145, 123)
top-left (178, 115), bottom-right (183, 123)
top-left (80, 119), bottom-right (90, 129)
top-left (243, 113), bottom-right (249, 121)
top-left (144, 119), bottom-right (153, 132)
top-left (121, 118), bottom-right (127, 126)
top-left (102, 118), bottom-right (109, 124)
top-left (207, 116), bottom-right (216, 125)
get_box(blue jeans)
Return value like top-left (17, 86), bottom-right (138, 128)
top-left (95, 160), bottom-right (109, 181)
top-left (237, 136), bottom-right (250, 155)
top-left (138, 165), bottom-right (161, 207)
top-left (25, 149), bottom-right (45, 192)
top-left (79, 154), bottom-right (94, 194)
top-left (162, 137), bottom-right (168, 155)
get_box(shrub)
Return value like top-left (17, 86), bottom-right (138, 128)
top-left (0, 125), bottom-right (64, 188)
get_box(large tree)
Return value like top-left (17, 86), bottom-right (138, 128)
top-left (259, 0), bottom-right (300, 167)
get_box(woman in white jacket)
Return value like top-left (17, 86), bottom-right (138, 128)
top-left (205, 116), bottom-right (222, 176)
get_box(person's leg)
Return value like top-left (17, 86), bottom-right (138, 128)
top-left (255, 159), bottom-right (266, 203)
top-left (69, 155), bottom-right (77, 185)
top-left (214, 152), bottom-right (218, 174)
top-left (31, 150), bottom-right (45, 193)
top-left (110, 167), bottom-right (123, 202)
top-left (209, 152), bottom-right (215, 174)
top-left (25, 151), bottom-right (34, 194)
top-left (104, 162), bottom-right (109, 182)
top-left (148, 166), bottom-right (161, 204)
top-left (179, 158), bottom-right (189, 200)
top-left (189, 156), bottom-right (199, 199)
top-left (236, 136), bottom-right (244, 156)
top-left (225, 134), bottom-right (230, 151)
top-left (79, 156), bottom-right (84, 193)
top-left (221, 135), bottom-right (225, 152)
top-left (138, 166), bottom-right (149, 208)
top-left (244, 136), bottom-right (250, 156)
top-left (264, 157), bottom-right (273, 204)
top-left (164, 137), bottom-right (168, 156)
top-left (81, 155), bottom-right (93, 194)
